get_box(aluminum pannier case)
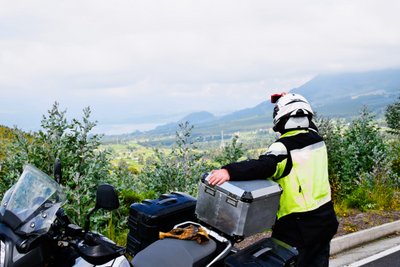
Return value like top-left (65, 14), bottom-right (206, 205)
top-left (195, 176), bottom-right (282, 238)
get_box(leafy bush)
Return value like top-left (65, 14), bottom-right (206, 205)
top-left (0, 126), bottom-right (17, 162)
top-left (385, 96), bottom-right (400, 180)
top-left (0, 103), bottom-right (114, 227)
top-left (0, 128), bottom-right (32, 193)
top-left (344, 161), bottom-right (399, 211)
top-left (317, 107), bottom-right (389, 200)
top-left (315, 116), bottom-right (346, 199)
top-left (213, 133), bottom-right (245, 166)
top-left (342, 108), bottom-right (387, 192)
top-left (388, 139), bottom-right (400, 179)
top-left (385, 96), bottom-right (400, 135)
top-left (138, 122), bottom-right (211, 196)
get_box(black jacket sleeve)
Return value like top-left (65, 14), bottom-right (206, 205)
top-left (222, 154), bottom-right (283, 181)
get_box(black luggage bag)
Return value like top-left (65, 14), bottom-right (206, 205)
top-left (224, 237), bottom-right (298, 267)
top-left (126, 192), bottom-right (197, 256)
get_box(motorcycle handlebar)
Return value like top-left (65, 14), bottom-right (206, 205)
top-left (56, 208), bottom-right (70, 226)
top-left (0, 223), bottom-right (23, 247)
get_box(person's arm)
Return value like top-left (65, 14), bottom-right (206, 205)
top-left (207, 156), bottom-right (279, 186)
top-left (223, 155), bottom-right (280, 181)
top-left (208, 141), bottom-right (288, 185)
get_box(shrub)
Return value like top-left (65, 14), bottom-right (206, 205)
top-left (0, 102), bottom-right (114, 227)
top-left (315, 116), bottom-right (345, 199)
top-left (388, 139), bottom-right (400, 179)
top-left (316, 107), bottom-right (388, 199)
top-left (138, 122), bottom-right (211, 196)
top-left (213, 133), bottom-right (245, 166)
top-left (344, 161), bottom-right (398, 211)
top-left (385, 96), bottom-right (400, 135)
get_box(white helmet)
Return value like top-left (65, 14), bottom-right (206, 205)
top-left (272, 93), bottom-right (314, 131)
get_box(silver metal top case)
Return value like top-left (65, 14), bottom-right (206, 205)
top-left (195, 177), bottom-right (282, 238)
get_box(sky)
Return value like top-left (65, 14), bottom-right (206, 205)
top-left (1, 0), bottom-right (400, 135)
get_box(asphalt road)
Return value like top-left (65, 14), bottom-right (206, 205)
top-left (330, 235), bottom-right (400, 267)
top-left (349, 245), bottom-right (400, 267)
top-left (363, 251), bottom-right (400, 266)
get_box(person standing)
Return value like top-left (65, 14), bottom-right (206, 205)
top-left (208, 93), bottom-right (338, 267)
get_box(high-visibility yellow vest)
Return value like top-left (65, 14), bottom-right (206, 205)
top-left (268, 130), bottom-right (332, 219)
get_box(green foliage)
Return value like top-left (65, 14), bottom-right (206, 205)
top-left (213, 134), bottom-right (245, 166)
top-left (120, 189), bottom-right (157, 206)
top-left (344, 185), bottom-right (375, 211)
top-left (138, 122), bottom-right (211, 196)
top-left (0, 102), bottom-right (114, 227)
top-left (106, 188), bottom-right (156, 246)
top-left (314, 117), bottom-right (344, 198)
top-left (0, 128), bottom-right (33, 194)
top-left (339, 108), bottom-right (387, 194)
top-left (344, 160), bottom-right (399, 211)
top-left (318, 105), bottom-right (400, 213)
top-left (385, 96), bottom-right (400, 135)
top-left (316, 107), bottom-right (389, 200)
top-left (0, 125), bottom-right (16, 162)
top-left (388, 139), bottom-right (400, 178)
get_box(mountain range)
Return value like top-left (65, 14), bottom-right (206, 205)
top-left (140, 68), bottom-right (400, 136)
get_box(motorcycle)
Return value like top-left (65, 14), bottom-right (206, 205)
top-left (0, 164), bottom-right (130, 267)
top-left (0, 164), bottom-right (298, 267)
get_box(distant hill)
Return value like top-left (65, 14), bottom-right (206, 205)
top-left (150, 102), bottom-right (271, 136)
top-left (154, 111), bottom-right (215, 132)
top-left (292, 68), bottom-right (400, 117)
top-left (142, 68), bottom-right (400, 136)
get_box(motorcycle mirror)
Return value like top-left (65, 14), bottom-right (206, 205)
top-left (54, 158), bottom-right (62, 184)
top-left (95, 184), bottom-right (120, 211)
top-left (85, 184), bottom-right (119, 233)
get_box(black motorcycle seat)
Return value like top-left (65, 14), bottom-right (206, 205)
top-left (131, 238), bottom-right (217, 267)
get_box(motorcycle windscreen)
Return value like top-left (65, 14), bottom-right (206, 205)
top-left (0, 164), bottom-right (66, 234)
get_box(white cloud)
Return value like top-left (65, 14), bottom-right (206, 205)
top-left (1, 0), bottom-right (400, 133)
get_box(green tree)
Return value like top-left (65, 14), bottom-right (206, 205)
top-left (138, 122), bottom-right (211, 196)
top-left (0, 102), bottom-right (114, 226)
top-left (0, 125), bottom-right (17, 162)
top-left (341, 107), bottom-right (387, 188)
top-left (0, 128), bottom-right (33, 193)
top-left (385, 96), bottom-right (400, 178)
top-left (316, 107), bottom-right (388, 199)
top-left (213, 133), bottom-right (245, 166)
top-left (385, 96), bottom-right (400, 135)
top-left (315, 117), bottom-right (345, 199)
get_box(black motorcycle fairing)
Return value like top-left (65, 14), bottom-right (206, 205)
top-left (0, 210), bottom-right (22, 231)
top-left (0, 223), bottom-right (23, 250)
top-left (0, 223), bottom-right (45, 267)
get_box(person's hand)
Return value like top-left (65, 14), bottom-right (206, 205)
top-left (207, 169), bottom-right (230, 186)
